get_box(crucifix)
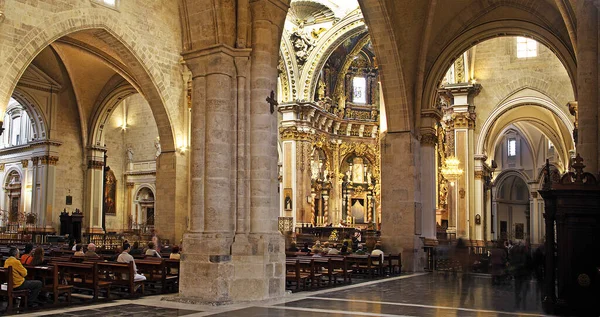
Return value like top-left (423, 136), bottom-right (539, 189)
top-left (266, 90), bottom-right (278, 114)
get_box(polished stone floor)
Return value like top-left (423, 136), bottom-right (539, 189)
top-left (17, 273), bottom-right (550, 317)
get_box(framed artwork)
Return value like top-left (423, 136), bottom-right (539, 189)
top-left (284, 188), bottom-right (293, 211)
top-left (104, 168), bottom-right (117, 215)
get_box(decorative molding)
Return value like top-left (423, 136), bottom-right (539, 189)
top-left (87, 160), bottom-right (104, 170)
top-left (40, 156), bottom-right (59, 165)
top-left (0, 139), bottom-right (62, 156)
top-left (420, 132), bottom-right (437, 146)
top-left (0, 163), bottom-right (4, 171)
top-left (32, 157), bottom-right (39, 166)
top-left (280, 126), bottom-right (314, 141)
top-left (21, 160), bottom-right (29, 168)
top-left (126, 182), bottom-right (135, 188)
top-left (474, 171), bottom-right (484, 179)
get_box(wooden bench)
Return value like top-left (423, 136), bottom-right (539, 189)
top-left (285, 259), bottom-right (310, 290)
top-left (55, 262), bottom-right (111, 300)
top-left (136, 259), bottom-right (177, 294)
top-left (97, 262), bottom-right (144, 297)
top-left (329, 256), bottom-right (352, 284)
top-left (25, 264), bottom-right (73, 304)
top-left (0, 266), bottom-right (30, 313)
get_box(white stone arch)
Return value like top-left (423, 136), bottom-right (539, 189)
top-left (492, 169), bottom-right (532, 198)
top-left (421, 20), bottom-right (577, 127)
top-left (88, 83), bottom-right (138, 147)
top-left (9, 89), bottom-right (49, 141)
top-left (476, 95), bottom-right (574, 165)
top-left (133, 184), bottom-right (156, 226)
top-left (298, 9), bottom-right (367, 101)
top-left (1, 167), bottom-right (24, 223)
top-left (279, 30), bottom-right (299, 102)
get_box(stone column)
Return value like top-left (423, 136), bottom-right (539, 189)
top-left (125, 182), bottom-right (134, 230)
top-left (181, 46), bottom-right (239, 303)
top-left (380, 131), bottom-right (423, 271)
top-left (576, 1), bottom-right (599, 172)
top-left (84, 148), bottom-right (105, 233)
top-left (419, 127), bottom-right (437, 240)
top-left (39, 155), bottom-right (58, 232)
top-left (474, 155), bottom-right (487, 241)
top-left (30, 157), bottom-right (38, 220)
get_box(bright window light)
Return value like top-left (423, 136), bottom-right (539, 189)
top-left (353, 77), bottom-right (366, 104)
top-left (517, 37), bottom-right (537, 58)
top-left (508, 138), bottom-right (517, 157)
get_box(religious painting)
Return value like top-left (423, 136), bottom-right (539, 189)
top-left (284, 188), bottom-right (293, 211)
top-left (104, 168), bottom-right (117, 215)
top-left (352, 157), bottom-right (364, 183)
top-left (515, 223), bottom-right (524, 240)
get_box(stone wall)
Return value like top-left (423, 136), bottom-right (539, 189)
top-left (104, 94), bottom-right (158, 231)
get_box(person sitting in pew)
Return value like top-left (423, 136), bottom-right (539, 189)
top-left (117, 243), bottom-right (146, 282)
top-left (31, 247), bottom-right (46, 266)
top-left (74, 244), bottom-right (85, 257)
top-left (85, 243), bottom-right (100, 258)
top-left (371, 244), bottom-right (384, 265)
top-left (20, 244), bottom-right (34, 265)
top-left (129, 242), bottom-right (143, 256)
top-left (288, 242), bottom-right (299, 252)
top-left (354, 244), bottom-right (366, 255)
top-left (328, 244), bottom-right (341, 255)
top-left (145, 242), bottom-right (162, 258)
top-left (4, 247), bottom-right (43, 307)
top-left (300, 242), bottom-right (311, 253)
top-left (169, 246), bottom-right (181, 260)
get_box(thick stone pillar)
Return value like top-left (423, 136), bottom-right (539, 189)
top-left (34, 155), bottom-right (58, 232)
top-left (181, 47), bottom-right (238, 303)
top-left (155, 150), bottom-right (185, 242)
top-left (380, 131), bottom-right (424, 271)
top-left (30, 158), bottom-right (38, 219)
top-left (419, 127), bottom-right (437, 240)
top-left (84, 148), bottom-right (104, 233)
top-left (575, 1), bottom-right (599, 173)
top-left (473, 156), bottom-right (486, 241)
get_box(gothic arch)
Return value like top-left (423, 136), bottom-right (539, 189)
top-left (476, 94), bottom-right (574, 167)
top-left (421, 20), bottom-right (577, 127)
top-left (0, 8), bottom-right (177, 152)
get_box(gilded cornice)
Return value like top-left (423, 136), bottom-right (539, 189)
top-left (280, 126), bottom-right (314, 141)
top-left (452, 112), bottom-right (476, 129)
top-left (39, 155), bottom-right (59, 165)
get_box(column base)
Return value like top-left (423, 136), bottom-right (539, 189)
top-left (86, 227), bottom-right (105, 234)
top-left (179, 232), bottom-right (285, 303)
top-left (380, 234), bottom-right (425, 272)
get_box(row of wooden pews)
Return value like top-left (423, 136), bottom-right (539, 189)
top-left (0, 254), bottom-right (180, 313)
top-left (285, 253), bottom-right (402, 291)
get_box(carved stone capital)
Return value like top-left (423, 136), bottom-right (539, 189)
top-left (126, 182), bottom-right (135, 188)
top-left (474, 171), bottom-right (484, 180)
top-left (40, 155), bottom-right (59, 165)
top-left (280, 126), bottom-right (314, 141)
top-left (21, 160), bottom-right (29, 168)
top-left (32, 157), bottom-right (39, 166)
top-left (420, 132), bottom-right (437, 146)
top-left (0, 163), bottom-right (4, 171)
top-left (87, 160), bottom-right (104, 170)
top-left (453, 112), bottom-right (476, 129)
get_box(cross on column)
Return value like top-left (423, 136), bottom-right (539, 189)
top-left (266, 90), bottom-right (278, 114)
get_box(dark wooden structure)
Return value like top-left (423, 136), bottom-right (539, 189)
top-left (538, 155), bottom-right (600, 315)
top-left (59, 209), bottom-right (84, 243)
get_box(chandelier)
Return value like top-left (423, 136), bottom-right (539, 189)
top-left (441, 156), bottom-right (464, 179)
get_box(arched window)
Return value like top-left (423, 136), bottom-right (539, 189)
top-left (1, 98), bottom-right (34, 148)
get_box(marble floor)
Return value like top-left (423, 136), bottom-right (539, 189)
top-left (16, 273), bottom-right (552, 317)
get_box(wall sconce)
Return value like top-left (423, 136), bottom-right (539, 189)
top-left (475, 214), bottom-right (481, 225)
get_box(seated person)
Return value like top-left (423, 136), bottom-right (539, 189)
top-left (74, 244), bottom-right (85, 256)
top-left (300, 242), bottom-right (311, 253)
top-left (4, 247), bottom-right (43, 306)
top-left (370, 244), bottom-right (384, 264)
top-left (169, 246), bottom-right (181, 260)
top-left (117, 243), bottom-right (147, 282)
top-left (311, 240), bottom-right (322, 254)
top-left (322, 242), bottom-right (331, 254)
top-left (85, 243), bottom-right (100, 258)
top-left (129, 241), bottom-right (143, 256)
top-left (328, 244), bottom-right (341, 255)
top-left (145, 241), bottom-right (162, 258)
top-left (20, 244), bottom-right (34, 265)
top-left (31, 247), bottom-right (46, 266)
top-left (288, 242), bottom-right (299, 252)
top-left (354, 244), bottom-right (366, 255)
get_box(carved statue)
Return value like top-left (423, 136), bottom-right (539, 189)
top-left (317, 79), bottom-right (326, 101)
top-left (154, 138), bottom-right (161, 159)
top-left (126, 146), bottom-right (134, 162)
top-left (290, 27), bottom-right (315, 67)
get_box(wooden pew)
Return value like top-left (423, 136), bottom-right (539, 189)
top-left (25, 264), bottom-right (73, 304)
top-left (135, 259), bottom-right (177, 294)
top-left (285, 259), bottom-right (309, 290)
top-left (0, 266), bottom-right (29, 313)
top-left (329, 256), bottom-right (352, 284)
top-left (96, 262), bottom-right (144, 297)
top-left (55, 262), bottom-right (111, 300)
